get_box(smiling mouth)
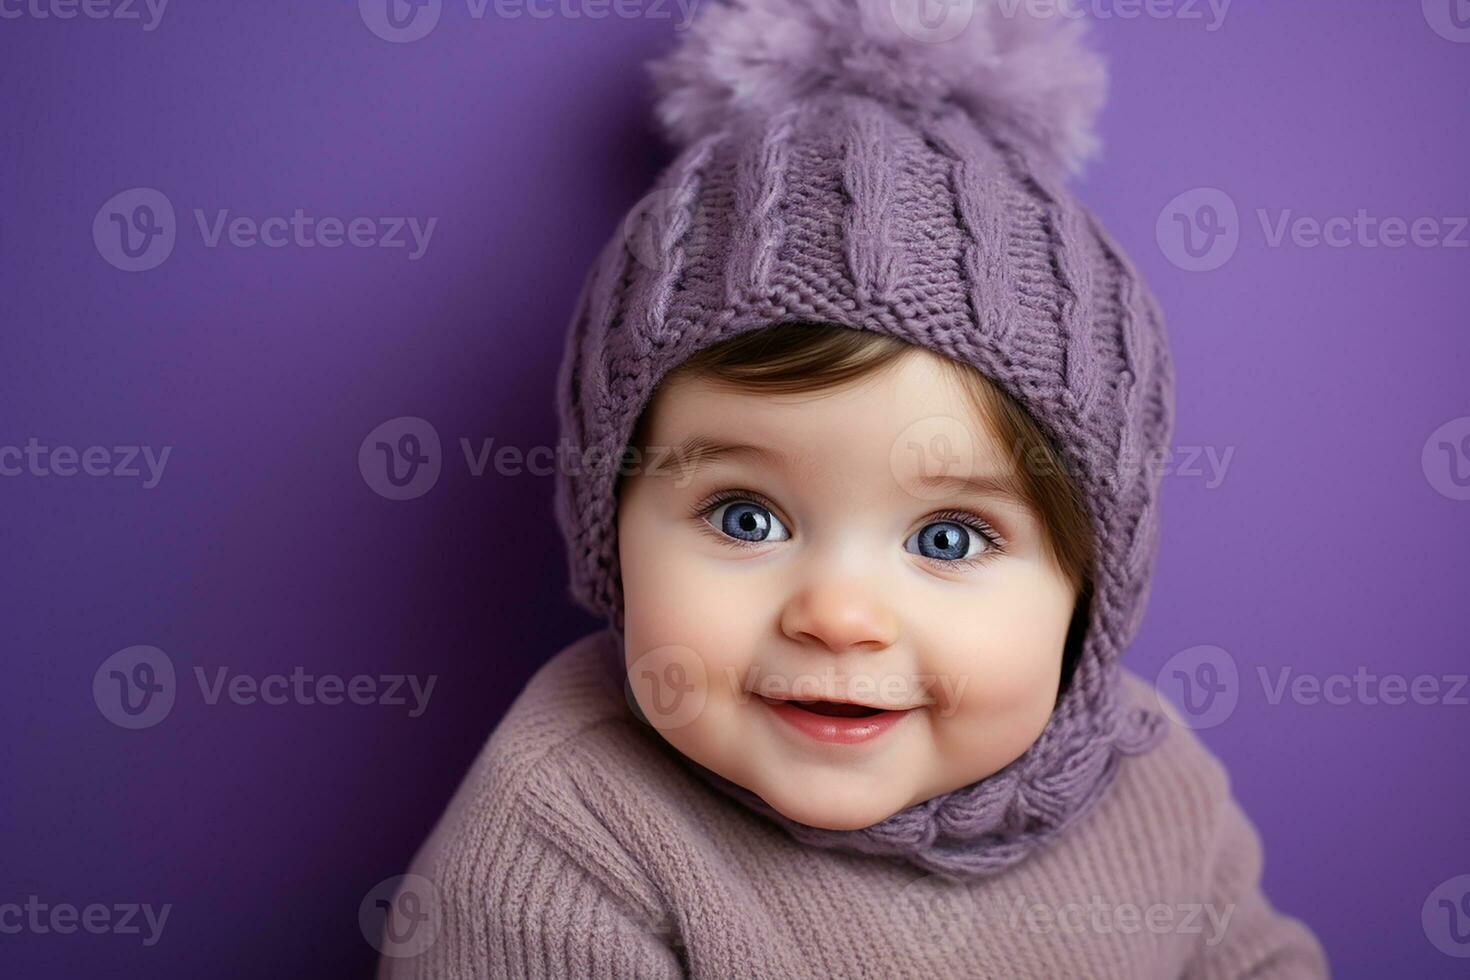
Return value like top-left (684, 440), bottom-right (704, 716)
top-left (757, 695), bottom-right (886, 718)
top-left (755, 694), bottom-right (916, 745)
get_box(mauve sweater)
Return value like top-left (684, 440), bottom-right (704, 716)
top-left (377, 630), bottom-right (1329, 979)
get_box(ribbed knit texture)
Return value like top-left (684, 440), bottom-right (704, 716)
top-left (377, 630), bottom-right (1329, 979)
top-left (553, 86), bottom-right (1175, 877)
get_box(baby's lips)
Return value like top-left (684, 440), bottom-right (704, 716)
top-left (750, 683), bottom-right (938, 713)
top-left (757, 693), bottom-right (912, 713)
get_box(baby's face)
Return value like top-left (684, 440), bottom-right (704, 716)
top-left (616, 348), bottom-right (1076, 831)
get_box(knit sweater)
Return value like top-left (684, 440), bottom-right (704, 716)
top-left (377, 630), bottom-right (1330, 979)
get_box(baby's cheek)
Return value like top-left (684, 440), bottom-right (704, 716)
top-left (926, 614), bottom-right (1063, 717)
top-left (629, 560), bottom-right (739, 658)
top-left (622, 556), bottom-right (759, 731)
top-left (955, 648), bottom-right (1061, 716)
top-left (621, 529), bottom-right (703, 642)
top-left (930, 643), bottom-right (1060, 786)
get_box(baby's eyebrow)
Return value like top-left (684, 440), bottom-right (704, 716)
top-left (647, 436), bottom-right (791, 475)
top-left (911, 472), bottom-right (1035, 511)
top-left (646, 436), bottom-right (1032, 508)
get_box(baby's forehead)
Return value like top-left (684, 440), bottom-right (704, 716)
top-left (651, 427), bottom-right (1029, 502)
top-left (651, 353), bottom-right (1000, 435)
top-left (647, 365), bottom-right (1010, 461)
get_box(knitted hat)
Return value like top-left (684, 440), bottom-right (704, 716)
top-left (552, 0), bottom-right (1174, 879)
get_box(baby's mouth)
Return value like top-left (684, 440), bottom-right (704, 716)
top-left (757, 695), bottom-right (886, 718)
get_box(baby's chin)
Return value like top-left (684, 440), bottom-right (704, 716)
top-left (746, 771), bottom-right (925, 832)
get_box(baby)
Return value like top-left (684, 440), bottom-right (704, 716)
top-left (378, 0), bottom-right (1329, 976)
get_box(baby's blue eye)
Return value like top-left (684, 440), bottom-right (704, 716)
top-left (710, 501), bottom-right (790, 543)
top-left (906, 521), bottom-right (981, 562)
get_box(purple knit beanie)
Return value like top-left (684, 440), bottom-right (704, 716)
top-left (551, 0), bottom-right (1175, 879)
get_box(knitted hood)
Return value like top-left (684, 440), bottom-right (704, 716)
top-left (551, 0), bottom-right (1175, 879)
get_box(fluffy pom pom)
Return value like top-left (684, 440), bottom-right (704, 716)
top-left (648, 0), bottom-right (1107, 175)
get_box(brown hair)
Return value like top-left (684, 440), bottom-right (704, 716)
top-left (622, 322), bottom-right (1096, 697)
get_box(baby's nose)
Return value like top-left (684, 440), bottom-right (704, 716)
top-left (778, 578), bottom-right (899, 654)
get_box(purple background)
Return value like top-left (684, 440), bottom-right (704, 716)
top-left (2, 1), bottom-right (1467, 976)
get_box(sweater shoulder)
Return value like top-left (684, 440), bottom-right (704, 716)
top-left (407, 630), bottom-right (674, 913)
top-left (488, 627), bottom-right (630, 764)
top-left (1101, 667), bottom-right (1243, 861)
top-left (1115, 666), bottom-right (1233, 792)
top-left (1017, 668), bottom-right (1249, 902)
